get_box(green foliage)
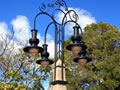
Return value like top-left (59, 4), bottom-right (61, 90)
top-left (0, 42), bottom-right (51, 89)
top-left (64, 21), bottom-right (120, 90)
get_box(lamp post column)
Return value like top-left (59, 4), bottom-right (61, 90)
top-left (53, 59), bottom-right (67, 90)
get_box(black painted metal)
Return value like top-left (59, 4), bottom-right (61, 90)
top-left (51, 80), bottom-right (68, 85)
top-left (44, 22), bottom-right (54, 44)
top-left (29, 37), bottom-right (39, 46)
top-left (23, 46), bottom-right (43, 53)
top-left (31, 29), bottom-right (37, 38)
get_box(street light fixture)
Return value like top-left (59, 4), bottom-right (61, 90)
top-left (36, 44), bottom-right (54, 67)
top-left (73, 43), bottom-right (91, 65)
top-left (23, 0), bottom-right (91, 89)
top-left (66, 26), bottom-right (83, 56)
top-left (23, 29), bottom-right (43, 56)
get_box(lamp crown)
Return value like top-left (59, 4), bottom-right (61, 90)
top-left (29, 38), bottom-right (39, 46)
top-left (71, 35), bottom-right (82, 43)
top-left (41, 44), bottom-right (49, 58)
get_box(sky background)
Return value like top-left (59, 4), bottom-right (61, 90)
top-left (0, 0), bottom-right (120, 89)
top-left (0, 0), bottom-right (120, 28)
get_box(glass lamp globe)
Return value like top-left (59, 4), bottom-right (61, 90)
top-left (29, 48), bottom-right (39, 56)
top-left (71, 45), bottom-right (82, 55)
top-left (78, 58), bottom-right (87, 65)
top-left (40, 60), bottom-right (49, 67)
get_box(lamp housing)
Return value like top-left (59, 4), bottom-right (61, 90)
top-left (73, 45), bottom-right (91, 65)
top-left (66, 26), bottom-right (83, 55)
top-left (36, 44), bottom-right (54, 67)
top-left (24, 29), bottom-right (43, 56)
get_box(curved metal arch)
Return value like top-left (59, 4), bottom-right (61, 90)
top-left (59, 10), bottom-right (77, 80)
top-left (52, 8), bottom-right (66, 25)
top-left (33, 12), bottom-right (58, 81)
top-left (60, 9), bottom-right (82, 79)
top-left (61, 9), bottom-right (79, 26)
top-left (44, 22), bottom-right (54, 44)
top-left (33, 12), bottom-right (57, 30)
top-left (64, 20), bottom-right (83, 35)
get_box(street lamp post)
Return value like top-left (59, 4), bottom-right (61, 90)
top-left (23, 0), bottom-right (91, 89)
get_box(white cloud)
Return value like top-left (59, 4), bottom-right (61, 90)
top-left (0, 22), bottom-right (22, 55)
top-left (75, 8), bottom-right (96, 28)
top-left (47, 40), bottom-right (54, 58)
top-left (0, 15), bottom-right (31, 55)
top-left (46, 34), bottom-right (55, 58)
top-left (38, 33), bottom-right (55, 58)
top-left (11, 15), bottom-right (31, 41)
top-left (10, 15), bottom-right (31, 53)
top-left (57, 7), bottom-right (96, 35)
top-left (0, 22), bottom-right (10, 40)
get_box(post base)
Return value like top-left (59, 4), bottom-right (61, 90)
top-left (51, 81), bottom-right (67, 90)
top-left (53, 84), bottom-right (67, 90)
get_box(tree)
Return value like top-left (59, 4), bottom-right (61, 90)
top-left (0, 29), bottom-right (51, 89)
top-left (64, 21), bottom-right (120, 90)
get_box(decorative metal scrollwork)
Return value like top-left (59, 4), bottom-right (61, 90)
top-left (39, 0), bottom-right (68, 13)
top-left (69, 10), bottom-right (79, 22)
top-left (55, 0), bottom-right (64, 7)
top-left (52, 9), bottom-right (66, 25)
top-left (39, 3), bottom-right (50, 12)
top-left (40, 3), bottom-right (46, 10)
top-left (38, 0), bottom-right (79, 28)
top-left (47, 3), bottom-right (54, 8)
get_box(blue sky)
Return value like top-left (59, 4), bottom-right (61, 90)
top-left (0, 0), bottom-right (120, 89)
top-left (0, 0), bottom-right (120, 29)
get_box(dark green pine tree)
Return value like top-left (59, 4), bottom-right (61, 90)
top-left (64, 21), bottom-right (120, 90)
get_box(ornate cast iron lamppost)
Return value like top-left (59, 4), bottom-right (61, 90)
top-left (24, 0), bottom-right (91, 89)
